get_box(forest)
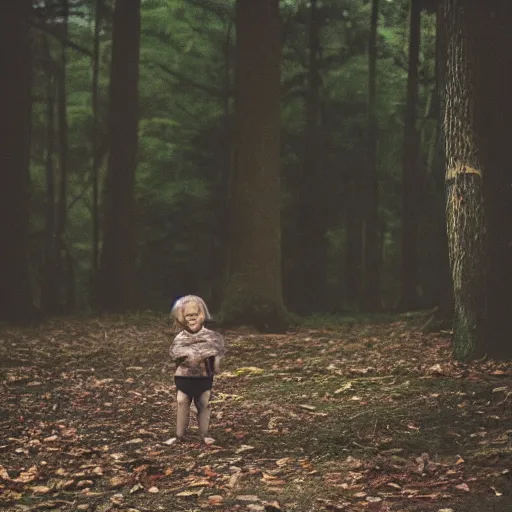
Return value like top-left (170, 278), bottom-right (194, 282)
top-left (2, 0), bottom-right (511, 360)
top-left (1, 1), bottom-right (512, 510)
top-left (1, 0), bottom-right (510, 358)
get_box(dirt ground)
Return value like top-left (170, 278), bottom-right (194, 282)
top-left (1, 313), bottom-right (511, 511)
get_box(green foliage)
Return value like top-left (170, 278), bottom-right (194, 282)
top-left (27, 0), bottom-right (440, 314)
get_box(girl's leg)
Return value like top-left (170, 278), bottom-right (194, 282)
top-left (176, 390), bottom-right (191, 438)
top-left (194, 390), bottom-right (211, 438)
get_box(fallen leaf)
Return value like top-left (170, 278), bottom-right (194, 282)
top-left (176, 488), bottom-right (204, 497)
top-left (109, 476), bottom-right (128, 488)
top-left (334, 382), bottom-right (353, 394)
top-left (247, 505), bottom-right (265, 511)
top-left (0, 465), bottom-right (12, 480)
top-left (208, 495), bottom-right (224, 506)
top-left (490, 486), bottom-right (502, 496)
top-left (455, 483), bottom-right (470, 492)
top-left (235, 444), bottom-right (255, 454)
top-left (124, 438), bottom-right (144, 445)
top-left (233, 367), bottom-right (264, 376)
top-left (31, 485), bottom-right (51, 494)
top-left (13, 466), bottom-right (38, 483)
top-left (236, 495), bottom-right (260, 502)
top-left (189, 479), bottom-right (211, 487)
top-left (147, 486), bottom-right (159, 493)
top-left (130, 483), bottom-right (144, 494)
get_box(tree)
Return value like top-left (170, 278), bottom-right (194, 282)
top-left (40, 33), bottom-right (58, 314)
top-left (99, 0), bottom-right (141, 312)
top-left (361, 0), bottom-right (380, 311)
top-left (221, 0), bottom-right (288, 331)
top-left (291, 0), bottom-right (328, 314)
top-left (443, 0), bottom-right (512, 360)
top-left (0, 0), bottom-right (34, 322)
top-left (91, 0), bottom-right (104, 288)
top-left (400, 0), bottom-right (421, 310)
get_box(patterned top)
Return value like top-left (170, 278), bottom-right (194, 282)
top-left (169, 327), bottom-right (225, 377)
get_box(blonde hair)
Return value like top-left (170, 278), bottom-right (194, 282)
top-left (170, 295), bottom-right (212, 330)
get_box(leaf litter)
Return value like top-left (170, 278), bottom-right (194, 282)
top-left (0, 314), bottom-right (511, 511)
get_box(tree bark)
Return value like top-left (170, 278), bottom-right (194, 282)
top-left (443, 0), bottom-right (512, 360)
top-left (99, 0), bottom-right (141, 312)
top-left (221, 0), bottom-right (288, 332)
top-left (41, 35), bottom-right (59, 314)
top-left (361, 0), bottom-right (380, 312)
top-left (91, 0), bottom-right (103, 291)
top-left (43, 0), bottom-right (70, 315)
top-left (0, 0), bottom-right (34, 322)
top-left (345, 174), bottom-right (363, 308)
top-left (400, 0), bottom-right (421, 310)
top-left (292, 0), bottom-right (327, 314)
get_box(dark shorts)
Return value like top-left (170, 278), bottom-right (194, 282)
top-left (175, 376), bottom-right (213, 399)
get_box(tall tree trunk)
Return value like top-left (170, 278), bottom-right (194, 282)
top-left (345, 173), bottom-right (363, 308)
top-left (53, 0), bottom-right (70, 313)
top-left (293, 0), bottom-right (327, 314)
top-left (0, 0), bottom-right (34, 322)
top-left (99, 0), bottom-right (141, 312)
top-left (443, 0), bottom-right (512, 360)
top-left (211, 21), bottom-right (234, 310)
top-left (424, 1), bottom-right (453, 330)
top-left (41, 36), bottom-right (58, 314)
top-left (400, 0), bottom-right (421, 310)
top-left (91, 0), bottom-right (103, 296)
top-left (221, 0), bottom-right (288, 332)
top-left (361, 0), bottom-right (380, 312)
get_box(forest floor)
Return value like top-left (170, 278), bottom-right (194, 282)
top-left (1, 313), bottom-right (511, 512)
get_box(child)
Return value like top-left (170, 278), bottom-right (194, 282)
top-left (169, 295), bottom-right (225, 444)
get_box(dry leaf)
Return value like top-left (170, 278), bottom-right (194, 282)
top-left (176, 488), bottom-right (204, 497)
top-left (31, 485), bottom-right (51, 494)
top-left (0, 465), bottom-right (12, 481)
top-left (235, 444), bottom-right (254, 454)
top-left (236, 495), bottom-right (260, 502)
top-left (208, 495), bottom-right (224, 506)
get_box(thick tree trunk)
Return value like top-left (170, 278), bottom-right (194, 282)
top-left (400, 0), bottom-right (421, 310)
top-left (361, 0), bottom-right (380, 312)
top-left (221, 0), bottom-right (288, 332)
top-left (99, 0), bottom-right (141, 312)
top-left (345, 175), bottom-right (363, 308)
top-left (41, 36), bottom-right (59, 314)
top-left (293, 0), bottom-right (327, 314)
top-left (211, 21), bottom-right (234, 310)
top-left (0, 0), bottom-right (34, 322)
top-left (424, 1), bottom-right (453, 329)
top-left (443, 0), bottom-right (512, 360)
top-left (91, 0), bottom-right (103, 291)
top-left (52, 0), bottom-right (70, 314)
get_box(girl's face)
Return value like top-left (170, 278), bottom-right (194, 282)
top-left (183, 302), bottom-right (202, 332)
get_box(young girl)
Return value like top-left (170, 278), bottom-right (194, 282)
top-left (169, 295), bottom-right (225, 444)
